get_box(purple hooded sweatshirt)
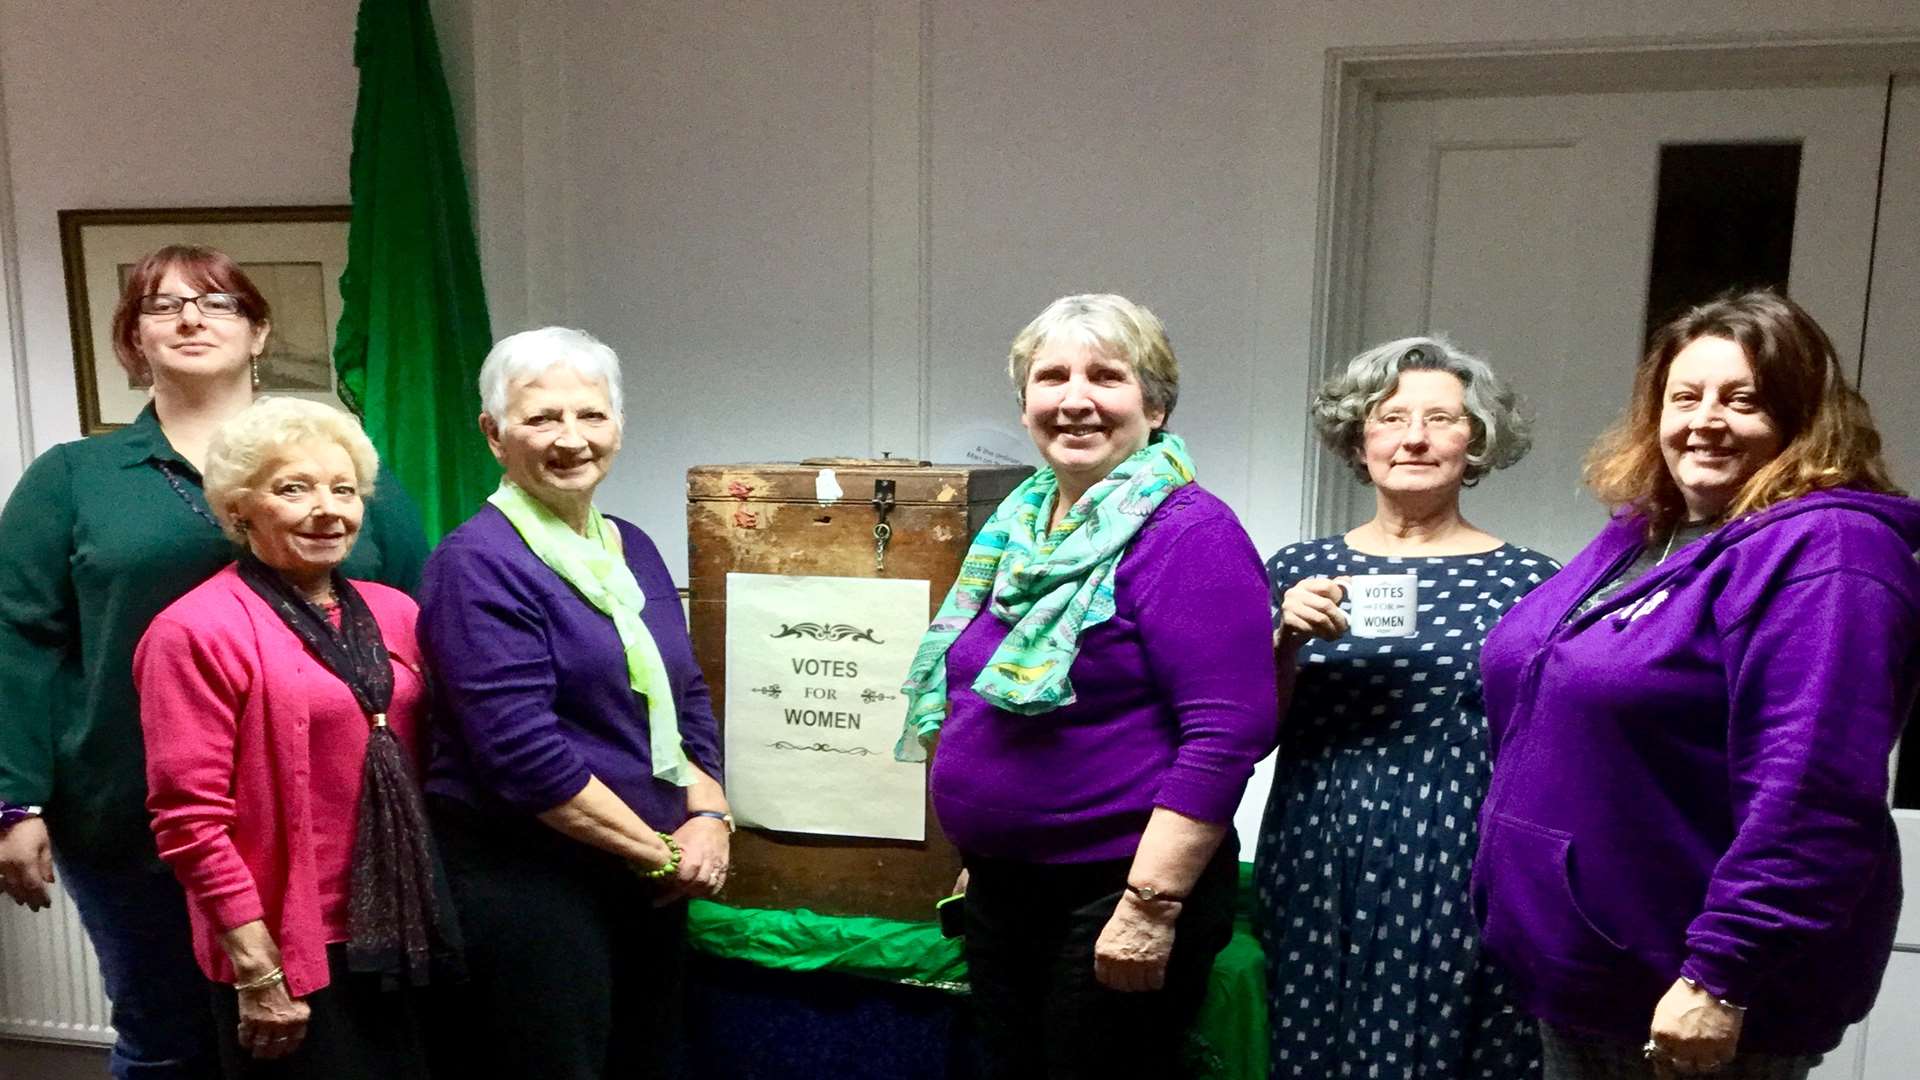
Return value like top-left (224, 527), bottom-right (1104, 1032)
top-left (1474, 488), bottom-right (1920, 1056)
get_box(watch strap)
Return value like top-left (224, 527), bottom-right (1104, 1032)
top-left (689, 809), bottom-right (735, 833)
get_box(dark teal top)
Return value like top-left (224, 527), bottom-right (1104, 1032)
top-left (0, 405), bottom-right (429, 861)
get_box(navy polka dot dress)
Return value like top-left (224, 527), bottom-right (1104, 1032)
top-left (1253, 537), bottom-right (1556, 1079)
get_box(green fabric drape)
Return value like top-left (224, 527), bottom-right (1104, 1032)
top-left (685, 863), bottom-right (1271, 1079)
top-left (334, 0), bottom-right (495, 540)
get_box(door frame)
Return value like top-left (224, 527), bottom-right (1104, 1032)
top-left (1304, 31), bottom-right (1920, 538)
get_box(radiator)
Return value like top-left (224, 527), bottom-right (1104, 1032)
top-left (0, 883), bottom-right (113, 1045)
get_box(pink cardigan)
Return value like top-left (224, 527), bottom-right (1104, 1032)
top-left (135, 565), bottom-right (427, 998)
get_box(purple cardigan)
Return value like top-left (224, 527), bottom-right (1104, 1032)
top-left (1474, 488), bottom-right (1920, 1055)
top-left (929, 484), bottom-right (1280, 863)
top-left (419, 505), bottom-right (722, 832)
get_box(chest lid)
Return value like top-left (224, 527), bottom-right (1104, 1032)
top-left (687, 459), bottom-right (1030, 508)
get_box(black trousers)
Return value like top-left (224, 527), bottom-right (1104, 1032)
top-left (209, 943), bottom-right (432, 1080)
top-left (428, 797), bottom-right (689, 1080)
top-left (961, 842), bottom-right (1238, 1080)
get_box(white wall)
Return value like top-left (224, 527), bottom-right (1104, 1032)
top-left (0, 0), bottom-right (361, 495)
top-left (447, 0), bottom-right (1920, 571)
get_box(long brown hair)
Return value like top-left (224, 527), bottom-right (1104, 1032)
top-left (1584, 289), bottom-right (1898, 532)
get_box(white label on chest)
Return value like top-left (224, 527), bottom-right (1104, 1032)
top-left (1349, 573), bottom-right (1419, 638)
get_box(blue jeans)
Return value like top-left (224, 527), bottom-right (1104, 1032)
top-left (55, 852), bottom-right (218, 1079)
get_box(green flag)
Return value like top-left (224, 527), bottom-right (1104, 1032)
top-left (334, 0), bottom-right (495, 540)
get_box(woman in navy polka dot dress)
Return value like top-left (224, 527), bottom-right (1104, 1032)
top-left (1254, 338), bottom-right (1556, 1078)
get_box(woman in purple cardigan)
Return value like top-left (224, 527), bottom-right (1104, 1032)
top-left (1475, 291), bottom-right (1920, 1079)
top-left (897, 294), bottom-right (1279, 1078)
top-left (418, 327), bottom-right (729, 1080)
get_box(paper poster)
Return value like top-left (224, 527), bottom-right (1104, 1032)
top-left (724, 573), bottom-right (931, 840)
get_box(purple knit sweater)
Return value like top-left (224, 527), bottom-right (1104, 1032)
top-left (419, 505), bottom-right (722, 831)
top-left (929, 484), bottom-right (1279, 863)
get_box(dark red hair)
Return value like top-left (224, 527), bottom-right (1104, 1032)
top-left (110, 245), bottom-right (271, 381)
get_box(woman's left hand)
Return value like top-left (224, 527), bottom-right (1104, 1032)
top-left (1093, 892), bottom-right (1181, 992)
top-left (664, 814), bottom-right (731, 902)
top-left (1647, 977), bottom-right (1743, 1076)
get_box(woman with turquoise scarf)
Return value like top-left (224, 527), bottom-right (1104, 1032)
top-left (417, 327), bottom-right (729, 1080)
top-left (898, 294), bottom-right (1279, 1079)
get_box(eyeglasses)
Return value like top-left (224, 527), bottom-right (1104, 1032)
top-left (1366, 410), bottom-right (1471, 433)
top-left (136, 293), bottom-right (246, 318)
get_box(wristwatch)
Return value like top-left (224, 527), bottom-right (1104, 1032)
top-left (689, 810), bottom-right (735, 833)
top-left (0, 803), bottom-right (42, 834)
top-left (1124, 883), bottom-right (1184, 904)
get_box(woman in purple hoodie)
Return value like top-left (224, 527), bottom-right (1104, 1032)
top-left (1475, 291), bottom-right (1920, 1079)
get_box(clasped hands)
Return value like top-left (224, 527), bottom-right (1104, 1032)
top-left (653, 813), bottom-right (731, 905)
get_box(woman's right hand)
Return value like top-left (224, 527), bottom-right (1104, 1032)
top-left (1278, 577), bottom-right (1350, 646)
top-left (236, 979), bottom-right (311, 1060)
top-left (0, 817), bottom-right (55, 911)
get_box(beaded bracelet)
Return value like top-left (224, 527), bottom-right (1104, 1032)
top-left (631, 833), bottom-right (683, 880)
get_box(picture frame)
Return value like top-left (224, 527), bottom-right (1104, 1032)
top-left (59, 205), bottom-right (351, 434)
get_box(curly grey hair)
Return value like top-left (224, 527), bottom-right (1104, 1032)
top-left (1314, 336), bottom-right (1531, 486)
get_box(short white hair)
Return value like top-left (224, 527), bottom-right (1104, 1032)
top-left (203, 397), bottom-right (380, 543)
top-left (477, 327), bottom-right (624, 424)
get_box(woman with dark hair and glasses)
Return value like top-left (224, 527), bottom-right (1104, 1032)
top-left (1476, 291), bottom-right (1920, 1079)
top-left (0, 246), bottom-right (427, 1079)
top-left (1254, 337), bottom-right (1553, 1078)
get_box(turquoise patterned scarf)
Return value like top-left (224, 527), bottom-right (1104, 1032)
top-left (488, 480), bottom-right (694, 785)
top-left (894, 432), bottom-right (1195, 761)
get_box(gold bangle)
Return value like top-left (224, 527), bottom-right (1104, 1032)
top-left (234, 966), bottom-right (285, 993)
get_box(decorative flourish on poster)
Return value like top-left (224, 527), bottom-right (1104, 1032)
top-left (769, 741), bottom-right (879, 756)
top-left (725, 573), bottom-right (930, 840)
top-left (770, 622), bottom-right (885, 643)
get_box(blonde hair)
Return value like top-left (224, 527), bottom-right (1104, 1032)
top-left (203, 397), bottom-right (380, 543)
top-left (1007, 294), bottom-right (1180, 423)
top-left (1585, 289), bottom-right (1898, 532)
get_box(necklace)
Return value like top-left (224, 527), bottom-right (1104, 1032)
top-left (151, 460), bottom-right (222, 530)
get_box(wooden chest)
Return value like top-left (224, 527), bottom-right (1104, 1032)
top-left (686, 459), bottom-right (1030, 920)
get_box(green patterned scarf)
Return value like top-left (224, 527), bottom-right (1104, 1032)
top-left (894, 432), bottom-right (1195, 761)
top-left (488, 480), bottom-right (693, 785)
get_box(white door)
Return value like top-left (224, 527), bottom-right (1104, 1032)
top-left (1351, 77), bottom-right (1919, 1078)
top-left (1356, 82), bottom-right (1885, 564)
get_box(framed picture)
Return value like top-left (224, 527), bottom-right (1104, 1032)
top-left (59, 206), bottom-right (351, 433)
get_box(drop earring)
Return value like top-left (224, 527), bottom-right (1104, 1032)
top-left (250, 356), bottom-right (261, 392)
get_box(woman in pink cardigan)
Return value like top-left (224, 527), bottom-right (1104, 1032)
top-left (135, 398), bottom-right (458, 1079)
